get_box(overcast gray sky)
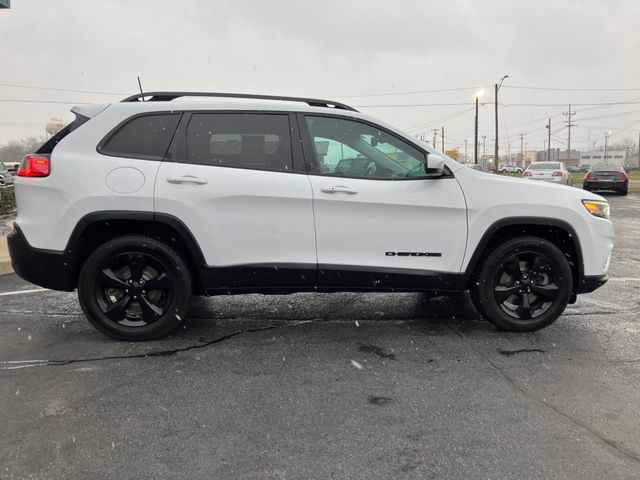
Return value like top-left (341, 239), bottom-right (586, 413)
top-left (1, 0), bottom-right (639, 157)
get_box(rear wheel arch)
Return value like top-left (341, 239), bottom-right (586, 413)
top-left (463, 217), bottom-right (583, 294)
top-left (66, 211), bottom-right (206, 292)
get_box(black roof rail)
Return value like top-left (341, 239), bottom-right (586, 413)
top-left (121, 91), bottom-right (358, 112)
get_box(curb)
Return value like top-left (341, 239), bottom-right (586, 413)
top-left (0, 236), bottom-right (12, 276)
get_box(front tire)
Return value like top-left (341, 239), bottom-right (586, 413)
top-left (475, 236), bottom-right (572, 332)
top-left (78, 235), bottom-right (191, 340)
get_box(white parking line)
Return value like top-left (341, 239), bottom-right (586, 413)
top-left (0, 288), bottom-right (48, 297)
top-left (608, 277), bottom-right (640, 282)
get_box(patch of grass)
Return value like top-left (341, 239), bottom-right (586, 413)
top-left (0, 186), bottom-right (16, 216)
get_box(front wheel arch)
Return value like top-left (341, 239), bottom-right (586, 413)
top-left (463, 218), bottom-right (582, 295)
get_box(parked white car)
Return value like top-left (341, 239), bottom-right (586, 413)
top-left (523, 161), bottom-right (572, 186)
top-left (499, 164), bottom-right (522, 174)
top-left (8, 91), bottom-right (614, 340)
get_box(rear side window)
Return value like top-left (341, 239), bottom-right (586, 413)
top-left (99, 113), bottom-right (181, 160)
top-left (185, 113), bottom-right (293, 172)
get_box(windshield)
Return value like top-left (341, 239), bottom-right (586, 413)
top-left (0, 162), bottom-right (7, 173)
top-left (528, 162), bottom-right (560, 170)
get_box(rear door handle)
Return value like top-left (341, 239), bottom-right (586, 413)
top-left (320, 185), bottom-right (358, 194)
top-left (166, 175), bottom-right (208, 185)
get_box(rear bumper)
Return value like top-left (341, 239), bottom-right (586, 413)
top-left (6, 224), bottom-right (75, 291)
top-left (583, 180), bottom-right (627, 191)
top-left (577, 274), bottom-right (608, 294)
top-left (527, 176), bottom-right (567, 184)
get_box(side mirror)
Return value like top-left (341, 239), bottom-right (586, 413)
top-left (425, 154), bottom-right (446, 177)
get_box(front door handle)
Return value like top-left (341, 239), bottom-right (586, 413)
top-left (320, 185), bottom-right (358, 194)
top-left (166, 175), bottom-right (208, 185)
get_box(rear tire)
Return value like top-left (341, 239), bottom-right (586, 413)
top-left (475, 236), bottom-right (572, 332)
top-left (78, 235), bottom-right (191, 340)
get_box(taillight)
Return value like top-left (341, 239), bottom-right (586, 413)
top-left (552, 171), bottom-right (564, 177)
top-left (585, 171), bottom-right (591, 181)
top-left (620, 171), bottom-right (627, 181)
top-left (17, 154), bottom-right (50, 177)
top-left (523, 171), bottom-right (532, 176)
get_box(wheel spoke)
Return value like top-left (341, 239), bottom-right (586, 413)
top-left (145, 272), bottom-right (172, 290)
top-left (518, 293), bottom-right (532, 319)
top-left (138, 295), bottom-right (163, 324)
top-left (97, 268), bottom-right (128, 289)
top-left (494, 285), bottom-right (520, 303)
top-left (531, 255), bottom-right (552, 276)
top-left (502, 256), bottom-right (522, 280)
top-left (530, 284), bottom-right (559, 300)
top-left (103, 295), bottom-right (132, 322)
top-left (128, 255), bottom-right (147, 282)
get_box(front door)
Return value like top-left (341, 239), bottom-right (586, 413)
top-left (300, 114), bottom-right (467, 291)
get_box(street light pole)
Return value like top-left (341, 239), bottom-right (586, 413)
top-left (604, 131), bottom-right (611, 165)
top-left (474, 96), bottom-right (479, 164)
top-left (494, 75), bottom-right (509, 167)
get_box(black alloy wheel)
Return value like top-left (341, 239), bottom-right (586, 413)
top-left (78, 235), bottom-right (191, 340)
top-left (95, 252), bottom-right (174, 327)
top-left (475, 236), bottom-right (572, 331)
top-left (493, 252), bottom-right (559, 321)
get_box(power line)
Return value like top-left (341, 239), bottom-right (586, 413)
top-left (0, 82), bottom-right (127, 96)
top-left (328, 86), bottom-right (485, 98)
top-left (0, 99), bottom-right (92, 104)
top-left (356, 101), bottom-right (640, 108)
top-left (504, 85), bottom-right (640, 92)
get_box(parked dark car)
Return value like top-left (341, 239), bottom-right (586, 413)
top-left (0, 161), bottom-right (15, 186)
top-left (583, 164), bottom-right (628, 195)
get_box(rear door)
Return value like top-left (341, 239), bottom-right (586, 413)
top-left (154, 111), bottom-right (317, 290)
top-left (299, 114), bottom-right (467, 290)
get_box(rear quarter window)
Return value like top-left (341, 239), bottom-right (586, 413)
top-left (98, 113), bottom-right (181, 160)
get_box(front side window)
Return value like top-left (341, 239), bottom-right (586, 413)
top-left (100, 113), bottom-right (180, 159)
top-left (305, 116), bottom-right (428, 179)
top-left (185, 113), bottom-right (293, 172)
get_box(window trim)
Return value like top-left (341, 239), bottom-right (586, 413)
top-left (167, 110), bottom-right (306, 175)
top-left (296, 113), bottom-right (453, 181)
top-left (97, 111), bottom-right (183, 161)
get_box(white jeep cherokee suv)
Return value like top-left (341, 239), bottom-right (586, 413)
top-left (8, 92), bottom-right (614, 340)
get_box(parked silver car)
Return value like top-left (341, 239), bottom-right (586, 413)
top-left (523, 162), bottom-right (571, 186)
top-left (0, 161), bottom-right (14, 186)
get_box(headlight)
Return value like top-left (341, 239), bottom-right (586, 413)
top-left (582, 200), bottom-right (610, 219)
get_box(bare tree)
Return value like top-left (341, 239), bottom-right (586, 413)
top-left (0, 136), bottom-right (45, 164)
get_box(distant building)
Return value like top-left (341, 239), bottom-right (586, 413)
top-left (580, 150), bottom-right (626, 167)
top-left (558, 150), bottom-right (581, 167)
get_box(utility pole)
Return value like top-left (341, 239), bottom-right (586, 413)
top-left (563, 105), bottom-right (577, 166)
top-left (495, 84), bottom-right (499, 166)
top-left (482, 135), bottom-right (486, 158)
top-left (604, 131), bottom-right (611, 165)
top-left (494, 75), bottom-right (509, 167)
top-left (519, 133), bottom-right (525, 167)
top-left (545, 118), bottom-right (551, 162)
top-left (441, 126), bottom-right (445, 152)
top-left (432, 129), bottom-right (439, 150)
top-left (464, 139), bottom-right (468, 163)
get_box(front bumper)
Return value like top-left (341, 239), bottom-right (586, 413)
top-left (7, 224), bottom-right (75, 291)
top-left (577, 274), bottom-right (608, 293)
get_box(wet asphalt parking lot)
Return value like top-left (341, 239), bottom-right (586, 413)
top-left (1, 193), bottom-right (639, 479)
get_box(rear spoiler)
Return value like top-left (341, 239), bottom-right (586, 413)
top-left (71, 103), bottom-right (109, 119)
